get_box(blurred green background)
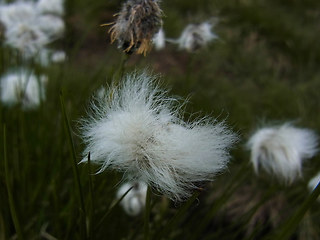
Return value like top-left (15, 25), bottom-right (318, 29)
top-left (0, 0), bottom-right (320, 239)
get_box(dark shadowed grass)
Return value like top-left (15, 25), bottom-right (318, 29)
top-left (0, 0), bottom-right (320, 239)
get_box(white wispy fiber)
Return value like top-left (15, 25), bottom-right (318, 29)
top-left (247, 123), bottom-right (318, 183)
top-left (177, 21), bottom-right (218, 52)
top-left (152, 28), bottom-right (165, 50)
top-left (0, 69), bottom-right (48, 109)
top-left (37, 0), bottom-right (64, 16)
top-left (80, 72), bottom-right (237, 201)
top-left (0, 1), bottom-right (65, 58)
top-left (116, 181), bottom-right (147, 216)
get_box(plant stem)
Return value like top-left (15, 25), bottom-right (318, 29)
top-left (3, 124), bottom-right (24, 240)
top-left (59, 92), bottom-right (87, 239)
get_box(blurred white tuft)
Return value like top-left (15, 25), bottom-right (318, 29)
top-left (177, 21), bottom-right (218, 52)
top-left (116, 181), bottom-right (148, 216)
top-left (0, 69), bottom-right (48, 110)
top-left (247, 123), bottom-right (318, 183)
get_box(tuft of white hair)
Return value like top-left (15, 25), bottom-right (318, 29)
top-left (247, 123), bottom-right (318, 183)
top-left (0, 69), bottom-right (48, 110)
top-left (80, 72), bottom-right (237, 201)
top-left (0, 1), bottom-right (65, 58)
top-left (152, 28), bottom-right (165, 50)
top-left (177, 21), bottom-right (218, 52)
top-left (36, 0), bottom-right (64, 16)
top-left (116, 181), bottom-right (147, 216)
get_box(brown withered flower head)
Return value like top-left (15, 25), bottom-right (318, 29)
top-left (108, 0), bottom-right (163, 55)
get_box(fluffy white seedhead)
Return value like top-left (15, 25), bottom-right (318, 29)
top-left (177, 21), bottom-right (218, 52)
top-left (81, 72), bottom-right (237, 201)
top-left (152, 28), bottom-right (165, 50)
top-left (0, 1), bottom-right (65, 58)
top-left (0, 69), bottom-right (48, 109)
top-left (247, 123), bottom-right (318, 183)
top-left (116, 181), bottom-right (147, 216)
top-left (0, 2), bottom-right (49, 57)
top-left (37, 0), bottom-right (64, 16)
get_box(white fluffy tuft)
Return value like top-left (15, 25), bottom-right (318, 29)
top-left (0, 1), bottom-right (65, 58)
top-left (247, 123), bottom-right (318, 183)
top-left (116, 181), bottom-right (147, 216)
top-left (0, 69), bottom-right (48, 109)
top-left (177, 21), bottom-right (218, 52)
top-left (80, 72), bottom-right (237, 201)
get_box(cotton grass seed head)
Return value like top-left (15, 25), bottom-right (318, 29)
top-left (116, 181), bottom-right (147, 216)
top-left (0, 1), bottom-right (65, 58)
top-left (80, 72), bottom-right (237, 201)
top-left (177, 21), bottom-right (218, 52)
top-left (0, 69), bottom-right (48, 110)
top-left (108, 0), bottom-right (163, 55)
top-left (247, 123), bottom-right (318, 183)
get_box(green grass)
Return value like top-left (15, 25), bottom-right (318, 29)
top-left (1, 0), bottom-right (320, 239)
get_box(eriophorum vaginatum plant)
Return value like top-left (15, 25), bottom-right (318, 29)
top-left (107, 0), bottom-right (163, 55)
top-left (80, 72), bottom-right (238, 201)
top-left (247, 123), bottom-right (318, 183)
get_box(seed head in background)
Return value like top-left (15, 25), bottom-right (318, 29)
top-left (0, 69), bottom-right (48, 110)
top-left (247, 123), bottom-right (318, 183)
top-left (177, 21), bottom-right (218, 52)
top-left (0, 1), bottom-right (65, 58)
top-left (108, 0), bottom-right (163, 55)
top-left (80, 72), bottom-right (238, 201)
top-left (116, 181), bottom-right (147, 216)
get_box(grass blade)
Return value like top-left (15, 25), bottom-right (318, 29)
top-left (189, 165), bottom-right (249, 240)
top-left (59, 92), bottom-right (87, 238)
top-left (3, 124), bottom-right (23, 240)
top-left (155, 190), bottom-right (201, 240)
top-left (144, 186), bottom-right (152, 240)
top-left (266, 180), bottom-right (320, 240)
top-left (96, 185), bottom-right (133, 230)
top-left (87, 153), bottom-right (94, 240)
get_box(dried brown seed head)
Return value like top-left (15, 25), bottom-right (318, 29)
top-left (108, 0), bottom-right (163, 56)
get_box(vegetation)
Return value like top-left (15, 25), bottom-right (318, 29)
top-left (1, 0), bottom-right (320, 239)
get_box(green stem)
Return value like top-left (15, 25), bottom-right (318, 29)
top-left (268, 180), bottom-right (320, 240)
top-left (144, 186), bottom-right (152, 240)
top-left (59, 92), bottom-right (87, 239)
top-left (87, 153), bottom-right (94, 240)
top-left (3, 124), bottom-right (24, 240)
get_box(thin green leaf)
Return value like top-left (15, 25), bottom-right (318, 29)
top-left (59, 92), bottom-right (87, 239)
top-left (189, 165), bottom-right (249, 240)
top-left (87, 152), bottom-right (94, 240)
top-left (144, 186), bottom-right (152, 240)
top-left (156, 190), bottom-right (201, 240)
top-left (96, 186), bottom-right (133, 230)
top-left (267, 181), bottom-right (320, 240)
top-left (3, 124), bottom-right (23, 240)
